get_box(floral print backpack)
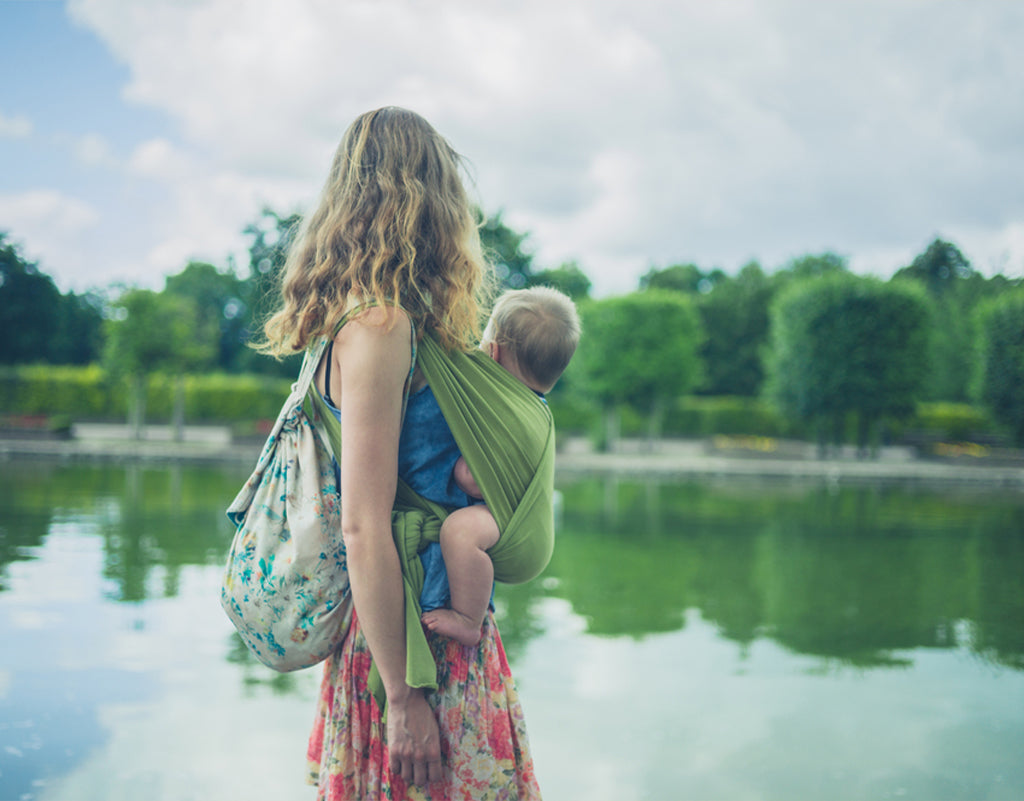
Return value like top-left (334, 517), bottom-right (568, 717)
top-left (220, 333), bottom-right (351, 672)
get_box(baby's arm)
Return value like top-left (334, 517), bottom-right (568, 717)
top-left (452, 455), bottom-right (483, 499)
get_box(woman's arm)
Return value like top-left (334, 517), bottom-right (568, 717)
top-left (334, 308), bottom-right (442, 785)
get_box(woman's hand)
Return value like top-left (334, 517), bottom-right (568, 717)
top-left (387, 688), bottom-right (443, 786)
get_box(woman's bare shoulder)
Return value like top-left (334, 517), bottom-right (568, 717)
top-left (335, 305), bottom-right (412, 345)
top-left (333, 306), bottom-right (414, 382)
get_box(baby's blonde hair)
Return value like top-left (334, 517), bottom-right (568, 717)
top-left (483, 286), bottom-right (580, 390)
top-left (258, 107), bottom-right (491, 355)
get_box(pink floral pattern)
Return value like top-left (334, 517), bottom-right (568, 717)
top-left (307, 612), bottom-right (541, 800)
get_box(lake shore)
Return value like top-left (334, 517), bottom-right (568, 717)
top-left (1, 422), bottom-right (1022, 488)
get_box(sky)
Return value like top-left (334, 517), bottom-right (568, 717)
top-left (1, 0), bottom-right (1022, 298)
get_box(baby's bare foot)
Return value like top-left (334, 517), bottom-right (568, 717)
top-left (421, 609), bottom-right (482, 647)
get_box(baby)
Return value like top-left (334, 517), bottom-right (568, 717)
top-left (421, 286), bottom-right (580, 646)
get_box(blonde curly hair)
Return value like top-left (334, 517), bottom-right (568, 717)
top-left (258, 107), bottom-right (492, 355)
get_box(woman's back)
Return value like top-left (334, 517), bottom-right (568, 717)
top-left (254, 107), bottom-right (540, 799)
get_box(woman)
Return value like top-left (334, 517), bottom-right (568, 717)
top-left (258, 107), bottom-right (541, 799)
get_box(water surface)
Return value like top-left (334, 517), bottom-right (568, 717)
top-left (1, 462), bottom-right (1022, 800)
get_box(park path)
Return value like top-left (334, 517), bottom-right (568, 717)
top-left (0, 425), bottom-right (1021, 487)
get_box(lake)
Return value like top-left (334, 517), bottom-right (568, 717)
top-left (1, 460), bottom-right (1022, 801)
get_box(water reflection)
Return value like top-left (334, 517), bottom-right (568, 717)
top-left (0, 462), bottom-right (241, 598)
top-left (2, 462), bottom-right (1023, 800)
top-left (2, 464), bottom-right (1023, 672)
top-left (543, 477), bottom-right (1024, 671)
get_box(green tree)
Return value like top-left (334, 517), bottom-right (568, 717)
top-left (639, 261), bottom-right (774, 397)
top-left (528, 260), bottom-right (592, 301)
top-left (0, 233), bottom-right (62, 364)
top-left (578, 291), bottom-right (703, 450)
top-left (164, 261), bottom-right (248, 371)
top-left (974, 291), bottom-right (1024, 445)
top-left (0, 233), bottom-right (104, 366)
top-left (51, 291), bottom-right (105, 365)
top-left (766, 274), bottom-right (931, 456)
top-left (777, 252), bottom-right (849, 283)
top-left (104, 289), bottom-right (217, 439)
top-left (479, 211), bottom-right (534, 289)
top-left (239, 208), bottom-right (303, 376)
top-left (696, 261), bottom-right (774, 396)
top-left (893, 239), bottom-right (986, 402)
top-left (640, 262), bottom-right (722, 295)
top-left (894, 238), bottom-right (974, 296)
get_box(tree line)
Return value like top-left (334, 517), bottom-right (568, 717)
top-left (1, 212), bottom-right (1022, 446)
top-left (578, 244), bottom-right (1023, 449)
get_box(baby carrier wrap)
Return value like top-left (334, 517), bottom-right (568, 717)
top-left (307, 325), bottom-right (556, 710)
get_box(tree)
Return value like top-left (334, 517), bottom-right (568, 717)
top-left (239, 208), bottom-right (303, 376)
top-left (640, 262), bottom-right (720, 295)
top-left (104, 289), bottom-right (216, 439)
top-left (577, 291), bottom-right (703, 450)
top-left (528, 260), bottom-right (592, 301)
top-left (778, 252), bottom-right (849, 282)
top-left (893, 239), bottom-right (984, 402)
top-left (695, 261), bottom-right (774, 396)
top-left (894, 238), bottom-right (974, 297)
top-left (51, 291), bottom-right (105, 365)
top-left (164, 261), bottom-right (248, 371)
top-left (479, 211), bottom-right (534, 289)
top-left (0, 232), bottom-right (104, 366)
top-left (0, 233), bottom-right (61, 364)
top-left (766, 274), bottom-right (931, 456)
top-left (974, 291), bottom-right (1024, 445)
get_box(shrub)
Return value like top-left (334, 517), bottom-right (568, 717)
top-left (0, 364), bottom-right (118, 418)
top-left (974, 292), bottom-right (1024, 444)
top-left (665, 396), bottom-right (789, 438)
top-left (0, 365), bottom-right (291, 424)
top-left (911, 402), bottom-right (994, 442)
top-left (185, 372), bottom-right (291, 422)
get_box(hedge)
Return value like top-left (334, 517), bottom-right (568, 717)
top-left (0, 364), bottom-right (120, 418)
top-left (546, 393), bottom-right (800, 439)
top-left (0, 365), bottom-right (1002, 443)
top-left (0, 365), bottom-right (291, 424)
top-left (903, 402), bottom-right (996, 442)
top-left (666, 396), bottom-right (792, 438)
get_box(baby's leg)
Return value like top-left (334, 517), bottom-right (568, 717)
top-left (452, 455), bottom-right (483, 499)
top-left (421, 505), bottom-right (500, 646)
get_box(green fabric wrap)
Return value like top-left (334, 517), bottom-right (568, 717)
top-left (306, 332), bottom-right (556, 715)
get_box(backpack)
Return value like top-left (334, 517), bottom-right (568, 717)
top-left (220, 332), bottom-right (350, 672)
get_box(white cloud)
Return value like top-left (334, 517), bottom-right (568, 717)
top-left (72, 133), bottom-right (117, 167)
top-left (127, 137), bottom-right (191, 180)
top-left (0, 112), bottom-right (33, 139)
top-left (0, 189), bottom-right (100, 236)
top-left (121, 136), bottom-right (309, 279)
top-left (61, 0), bottom-right (1024, 295)
top-left (0, 110), bottom-right (33, 138)
top-left (0, 190), bottom-right (102, 284)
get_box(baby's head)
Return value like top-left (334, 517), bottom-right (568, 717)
top-left (481, 286), bottom-right (580, 394)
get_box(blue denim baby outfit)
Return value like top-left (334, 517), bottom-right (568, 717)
top-left (321, 383), bottom-right (465, 611)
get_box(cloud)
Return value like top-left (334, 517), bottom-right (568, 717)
top-left (72, 133), bottom-right (117, 167)
top-left (0, 111), bottom-right (33, 139)
top-left (120, 136), bottom-right (309, 280)
top-left (127, 137), bottom-right (192, 180)
top-left (0, 190), bottom-right (102, 283)
top-left (0, 189), bottom-right (99, 236)
top-left (63, 0), bottom-right (1024, 294)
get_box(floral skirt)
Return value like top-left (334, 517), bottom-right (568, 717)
top-left (307, 611), bottom-right (541, 800)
